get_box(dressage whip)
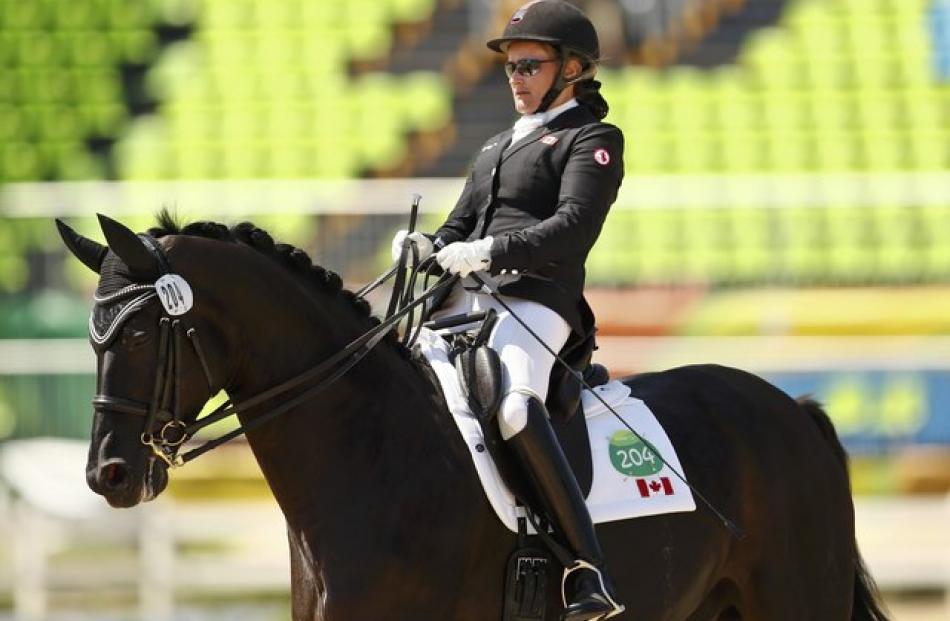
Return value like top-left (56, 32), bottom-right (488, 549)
top-left (469, 271), bottom-right (745, 540)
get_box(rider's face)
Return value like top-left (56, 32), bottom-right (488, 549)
top-left (506, 41), bottom-right (560, 115)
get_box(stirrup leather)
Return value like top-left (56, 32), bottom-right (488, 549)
top-left (561, 560), bottom-right (625, 620)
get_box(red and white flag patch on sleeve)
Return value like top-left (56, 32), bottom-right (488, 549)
top-left (593, 148), bottom-right (611, 165)
top-left (636, 477), bottom-right (674, 498)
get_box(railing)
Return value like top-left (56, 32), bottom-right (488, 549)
top-left (0, 438), bottom-right (948, 620)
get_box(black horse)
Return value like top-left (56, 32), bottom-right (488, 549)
top-left (57, 214), bottom-right (890, 621)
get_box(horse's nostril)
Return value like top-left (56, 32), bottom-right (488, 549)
top-left (102, 462), bottom-right (129, 489)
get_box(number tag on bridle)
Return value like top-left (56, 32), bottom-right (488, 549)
top-left (155, 274), bottom-right (194, 316)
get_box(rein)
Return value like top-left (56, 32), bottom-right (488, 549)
top-left (92, 230), bottom-right (454, 468)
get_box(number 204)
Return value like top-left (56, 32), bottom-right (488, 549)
top-left (615, 445), bottom-right (656, 469)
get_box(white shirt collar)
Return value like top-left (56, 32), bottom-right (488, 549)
top-left (537, 97), bottom-right (579, 123)
top-left (510, 98), bottom-right (579, 145)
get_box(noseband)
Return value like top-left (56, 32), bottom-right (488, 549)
top-left (92, 234), bottom-right (453, 468)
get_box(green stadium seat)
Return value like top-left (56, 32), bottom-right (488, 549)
top-left (2, 1), bottom-right (45, 29)
top-left (33, 105), bottom-right (80, 141)
top-left (680, 208), bottom-right (733, 282)
top-left (402, 71), bottom-right (451, 132)
top-left (299, 1), bottom-right (344, 26)
top-left (153, 0), bottom-right (200, 27)
top-left (729, 208), bottom-right (773, 283)
top-left (251, 0), bottom-right (298, 29)
top-left (112, 1), bottom-right (153, 28)
top-left (670, 132), bottom-right (717, 173)
top-left (859, 130), bottom-right (905, 171)
top-left (906, 130), bottom-right (948, 169)
top-left (776, 206), bottom-right (828, 283)
top-left (51, 2), bottom-right (98, 30)
top-left (803, 57), bottom-right (851, 91)
top-left (785, 0), bottom-right (830, 28)
top-left (902, 91), bottom-right (943, 133)
top-left (874, 206), bottom-right (924, 281)
top-left (78, 103), bottom-right (128, 138)
top-left (76, 68), bottom-right (122, 104)
top-left (198, 0), bottom-right (252, 30)
top-left (112, 28), bottom-right (158, 64)
top-left (1, 141), bottom-right (41, 181)
top-left (390, 0), bottom-right (436, 23)
top-left (50, 142), bottom-right (105, 180)
top-left (719, 131), bottom-right (767, 172)
top-left (826, 206), bottom-right (876, 282)
top-left (145, 40), bottom-right (204, 99)
top-left (813, 130), bottom-right (858, 171)
top-left (854, 92), bottom-right (902, 130)
top-left (924, 207), bottom-right (950, 278)
top-left (793, 20), bottom-right (847, 58)
top-left (627, 133), bottom-right (671, 174)
top-left (16, 31), bottom-right (56, 67)
top-left (760, 91), bottom-right (808, 129)
top-left (0, 105), bottom-right (20, 140)
top-left (114, 115), bottom-right (170, 179)
top-left (346, 24), bottom-right (392, 61)
top-left (765, 131), bottom-right (812, 171)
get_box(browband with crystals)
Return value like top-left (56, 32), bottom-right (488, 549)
top-left (90, 286), bottom-right (157, 347)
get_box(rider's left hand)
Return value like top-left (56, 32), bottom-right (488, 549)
top-left (436, 237), bottom-right (493, 277)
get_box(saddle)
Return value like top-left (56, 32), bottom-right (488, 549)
top-left (434, 311), bottom-right (608, 504)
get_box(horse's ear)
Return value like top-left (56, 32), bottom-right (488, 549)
top-left (97, 213), bottom-right (160, 279)
top-left (55, 219), bottom-right (107, 274)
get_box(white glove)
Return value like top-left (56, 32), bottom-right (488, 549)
top-left (436, 237), bottom-right (494, 277)
top-left (391, 230), bottom-right (434, 262)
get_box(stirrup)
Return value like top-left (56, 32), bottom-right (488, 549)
top-left (561, 560), bottom-right (625, 620)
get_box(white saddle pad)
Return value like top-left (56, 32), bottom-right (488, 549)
top-left (415, 328), bottom-right (696, 533)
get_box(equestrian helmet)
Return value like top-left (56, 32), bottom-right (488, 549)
top-left (487, 0), bottom-right (600, 62)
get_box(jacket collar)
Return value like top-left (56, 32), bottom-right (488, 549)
top-left (501, 104), bottom-right (597, 163)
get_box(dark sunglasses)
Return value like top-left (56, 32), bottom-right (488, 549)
top-left (504, 58), bottom-right (558, 78)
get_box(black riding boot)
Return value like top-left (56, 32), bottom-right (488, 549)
top-left (507, 397), bottom-right (625, 621)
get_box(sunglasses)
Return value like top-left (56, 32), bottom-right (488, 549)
top-left (504, 58), bottom-right (558, 78)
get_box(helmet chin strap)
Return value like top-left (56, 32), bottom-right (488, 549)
top-left (534, 45), bottom-right (566, 115)
top-left (533, 47), bottom-right (598, 114)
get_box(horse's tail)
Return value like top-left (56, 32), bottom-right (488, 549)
top-left (797, 396), bottom-right (892, 621)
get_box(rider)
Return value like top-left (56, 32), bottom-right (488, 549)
top-left (392, 2), bottom-right (625, 619)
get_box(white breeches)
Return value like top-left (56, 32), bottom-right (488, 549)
top-left (433, 284), bottom-right (571, 440)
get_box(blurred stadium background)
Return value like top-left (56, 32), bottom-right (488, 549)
top-left (0, 0), bottom-right (948, 618)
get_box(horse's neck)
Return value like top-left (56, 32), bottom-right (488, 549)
top-left (216, 277), bottom-right (505, 613)
top-left (230, 300), bottom-right (475, 535)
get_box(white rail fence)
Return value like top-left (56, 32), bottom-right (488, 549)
top-left (0, 438), bottom-right (948, 620)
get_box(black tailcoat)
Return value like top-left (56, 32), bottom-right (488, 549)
top-left (435, 104), bottom-right (625, 337)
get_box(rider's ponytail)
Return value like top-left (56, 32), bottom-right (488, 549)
top-left (575, 79), bottom-right (609, 120)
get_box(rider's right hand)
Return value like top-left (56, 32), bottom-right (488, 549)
top-left (391, 230), bottom-right (434, 262)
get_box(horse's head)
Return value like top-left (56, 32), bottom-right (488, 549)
top-left (58, 215), bottom-right (233, 507)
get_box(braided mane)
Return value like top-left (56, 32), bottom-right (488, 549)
top-left (149, 209), bottom-right (401, 350)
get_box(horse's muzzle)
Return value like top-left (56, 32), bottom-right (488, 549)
top-left (87, 455), bottom-right (168, 508)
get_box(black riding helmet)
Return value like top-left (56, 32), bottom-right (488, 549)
top-left (487, 0), bottom-right (600, 114)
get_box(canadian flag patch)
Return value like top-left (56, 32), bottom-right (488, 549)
top-left (594, 148), bottom-right (610, 165)
top-left (636, 477), bottom-right (673, 498)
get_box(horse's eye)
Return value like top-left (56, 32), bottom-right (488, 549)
top-left (121, 328), bottom-right (150, 351)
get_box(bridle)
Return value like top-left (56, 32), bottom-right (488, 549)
top-left (92, 233), bottom-right (451, 468)
top-left (91, 284), bottom-right (217, 466)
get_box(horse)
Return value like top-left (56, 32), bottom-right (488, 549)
top-left (57, 213), bottom-right (890, 621)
